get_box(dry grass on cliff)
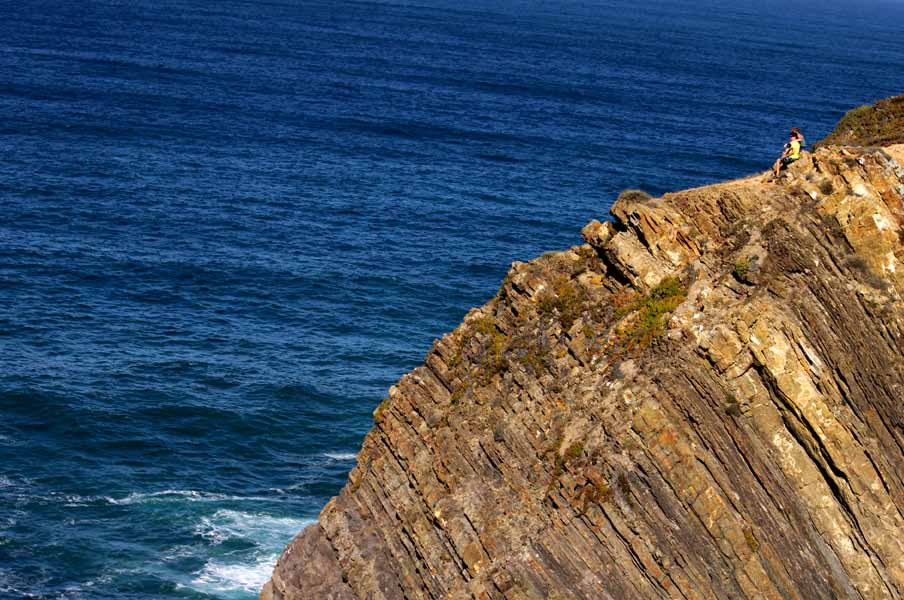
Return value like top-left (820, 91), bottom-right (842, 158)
top-left (537, 275), bottom-right (584, 330)
top-left (816, 94), bottom-right (904, 148)
top-left (614, 277), bottom-right (686, 351)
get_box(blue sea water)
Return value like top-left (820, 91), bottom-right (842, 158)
top-left (0, 0), bottom-right (902, 597)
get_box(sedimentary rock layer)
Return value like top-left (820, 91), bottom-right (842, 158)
top-left (264, 140), bottom-right (904, 599)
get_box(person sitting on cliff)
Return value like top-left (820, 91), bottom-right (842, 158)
top-left (771, 128), bottom-right (805, 176)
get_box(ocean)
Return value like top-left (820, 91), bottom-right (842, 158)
top-left (1, 0), bottom-right (901, 597)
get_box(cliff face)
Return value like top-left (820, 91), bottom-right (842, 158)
top-left (263, 136), bottom-right (904, 597)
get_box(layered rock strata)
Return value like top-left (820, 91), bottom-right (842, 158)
top-left (264, 141), bottom-right (904, 599)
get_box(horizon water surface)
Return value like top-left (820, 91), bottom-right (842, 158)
top-left (1, 0), bottom-right (903, 598)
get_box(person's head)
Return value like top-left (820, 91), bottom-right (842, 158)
top-left (790, 127), bottom-right (802, 139)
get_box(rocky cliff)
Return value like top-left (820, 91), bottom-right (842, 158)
top-left (263, 104), bottom-right (904, 599)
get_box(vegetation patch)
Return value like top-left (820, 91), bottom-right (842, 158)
top-left (537, 275), bottom-right (585, 330)
top-left (449, 329), bottom-right (471, 368)
top-left (483, 328), bottom-right (509, 381)
top-left (816, 95), bottom-right (904, 148)
top-left (508, 332), bottom-right (552, 376)
top-left (579, 480), bottom-right (613, 514)
top-left (615, 277), bottom-right (686, 351)
top-left (725, 398), bottom-right (741, 417)
top-left (548, 439), bottom-right (585, 493)
top-left (451, 314), bottom-right (513, 384)
top-left (373, 398), bottom-right (390, 422)
top-left (474, 314), bottom-right (497, 336)
top-left (744, 527), bottom-right (759, 553)
top-left (732, 257), bottom-right (751, 283)
top-left (617, 189), bottom-right (653, 204)
top-left (450, 387), bottom-right (465, 405)
top-left (565, 441), bottom-right (584, 461)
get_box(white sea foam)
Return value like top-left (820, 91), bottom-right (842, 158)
top-left (194, 509), bottom-right (312, 545)
top-left (37, 488), bottom-right (258, 507)
top-left (323, 452), bottom-right (358, 461)
top-left (105, 489), bottom-right (272, 505)
top-left (107, 489), bottom-right (230, 505)
top-left (191, 552), bottom-right (281, 595)
top-left (186, 511), bottom-right (315, 596)
top-left (59, 493), bottom-right (108, 507)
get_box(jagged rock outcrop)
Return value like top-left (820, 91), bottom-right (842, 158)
top-left (263, 128), bottom-right (904, 597)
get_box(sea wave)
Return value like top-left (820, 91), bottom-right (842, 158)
top-left (186, 510), bottom-right (314, 596)
top-left (191, 553), bottom-right (281, 595)
top-left (43, 489), bottom-right (276, 508)
top-left (194, 509), bottom-right (312, 545)
top-left (323, 452), bottom-right (358, 461)
top-left (106, 489), bottom-right (271, 505)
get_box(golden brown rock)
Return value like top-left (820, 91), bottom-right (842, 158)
top-left (263, 140), bottom-right (904, 599)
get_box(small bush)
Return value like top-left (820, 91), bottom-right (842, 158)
top-left (537, 276), bottom-right (585, 330)
top-left (474, 315), bottom-right (497, 336)
top-left (595, 482), bottom-right (613, 504)
top-left (549, 456), bottom-right (565, 490)
top-left (548, 438), bottom-right (587, 491)
top-left (615, 277), bottom-right (686, 350)
top-left (617, 189), bottom-right (653, 204)
top-left (744, 527), bottom-right (759, 552)
top-left (725, 400), bottom-right (741, 417)
top-left (565, 442), bottom-right (584, 461)
top-left (648, 277), bottom-right (684, 300)
top-left (449, 330), bottom-right (471, 368)
top-left (484, 330), bottom-right (509, 377)
top-left (521, 343), bottom-right (549, 375)
top-left (450, 387), bottom-right (464, 405)
top-left (733, 258), bottom-right (751, 283)
top-left (818, 179), bottom-right (834, 195)
top-left (373, 398), bottom-right (390, 422)
top-left (455, 314), bottom-right (510, 384)
top-left (580, 481), bottom-right (613, 513)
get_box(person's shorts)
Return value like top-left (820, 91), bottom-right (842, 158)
top-left (780, 156), bottom-right (799, 167)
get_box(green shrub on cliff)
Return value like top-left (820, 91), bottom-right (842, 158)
top-left (616, 277), bottom-right (686, 350)
top-left (733, 257), bottom-right (751, 283)
top-left (617, 189), bottom-right (653, 204)
top-left (816, 94), bottom-right (904, 148)
top-left (537, 275), bottom-right (584, 330)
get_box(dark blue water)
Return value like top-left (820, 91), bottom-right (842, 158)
top-left (1, 0), bottom-right (901, 597)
